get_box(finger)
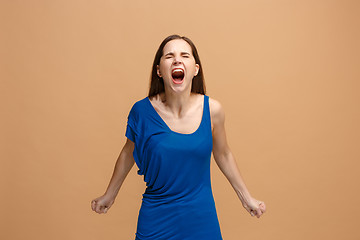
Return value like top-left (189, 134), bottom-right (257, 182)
top-left (255, 208), bottom-right (262, 218)
top-left (101, 205), bottom-right (109, 214)
top-left (96, 204), bottom-right (102, 213)
top-left (91, 200), bottom-right (96, 211)
top-left (99, 205), bottom-right (107, 214)
top-left (103, 207), bottom-right (108, 214)
top-left (259, 202), bottom-right (266, 213)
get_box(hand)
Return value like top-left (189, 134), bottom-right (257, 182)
top-left (91, 194), bottom-right (115, 214)
top-left (242, 197), bottom-right (266, 218)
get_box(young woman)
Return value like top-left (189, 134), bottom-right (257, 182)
top-left (91, 35), bottom-right (266, 239)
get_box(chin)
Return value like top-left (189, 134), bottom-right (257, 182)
top-left (167, 84), bottom-right (188, 94)
top-left (164, 78), bottom-right (192, 93)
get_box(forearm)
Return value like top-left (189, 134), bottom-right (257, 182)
top-left (214, 150), bottom-right (252, 204)
top-left (104, 148), bottom-right (135, 199)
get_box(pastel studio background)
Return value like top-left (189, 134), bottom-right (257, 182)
top-left (1, 0), bottom-right (359, 239)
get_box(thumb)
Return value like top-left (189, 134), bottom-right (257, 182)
top-left (255, 208), bottom-right (262, 218)
top-left (104, 202), bottom-right (113, 213)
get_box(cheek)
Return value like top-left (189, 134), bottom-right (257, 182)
top-left (186, 63), bottom-right (198, 75)
top-left (159, 66), bottom-right (169, 76)
top-left (159, 61), bottom-right (171, 72)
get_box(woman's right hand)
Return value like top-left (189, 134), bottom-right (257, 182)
top-left (91, 139), bottom-right (135, 214)
top-left (91, 194), bottom-right (115, 214)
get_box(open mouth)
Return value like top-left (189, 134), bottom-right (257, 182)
top-left (171, 68), bottom-right (184, 84)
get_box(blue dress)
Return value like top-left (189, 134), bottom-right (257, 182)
top-left (125, 94), bottom-right (223, 240)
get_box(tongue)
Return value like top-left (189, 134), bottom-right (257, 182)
top-left (172, 71), bottom-right (184, 80)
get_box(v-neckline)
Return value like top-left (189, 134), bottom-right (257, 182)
top-left (146, 95), bottom-right (205, 135)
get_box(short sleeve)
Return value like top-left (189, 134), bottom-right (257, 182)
top-left (125, 124), bottom-right (135, 142)
top-left (124, 101), bottom-right (145, 176)
top-left (125, 105), bottom-right (138, 143)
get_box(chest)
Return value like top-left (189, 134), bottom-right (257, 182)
top-left (157, 105), bottom-right (203, 134)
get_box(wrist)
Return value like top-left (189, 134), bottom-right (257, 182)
top-left (104, 189), bottom-right (118, 200)
top-left (235, 189), bottom-right (252, 205)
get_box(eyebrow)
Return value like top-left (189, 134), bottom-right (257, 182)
top-left (164, 52), bottom-right (191, 56)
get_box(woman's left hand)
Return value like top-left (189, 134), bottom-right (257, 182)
top-left (242, 197), bottom-right (266, 218)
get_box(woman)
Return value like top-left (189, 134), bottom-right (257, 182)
top-left (91, 35), bottom-right (266, 239)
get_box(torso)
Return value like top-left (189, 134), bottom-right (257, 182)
top-left (149, 93), bottom-right (214, 134)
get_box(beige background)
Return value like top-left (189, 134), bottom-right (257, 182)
top-left (1, 0), bottom-right (359, 239)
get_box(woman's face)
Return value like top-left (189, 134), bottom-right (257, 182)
top-left (157, 39), bottom-right (199, 94)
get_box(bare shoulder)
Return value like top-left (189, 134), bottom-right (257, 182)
top-left (209, 97), bottom-right (225, 128)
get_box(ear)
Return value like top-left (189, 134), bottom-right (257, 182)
top-left (194, 64), bottom-right (200, 76)
top-left (157, 65), bottom-right (161, 77)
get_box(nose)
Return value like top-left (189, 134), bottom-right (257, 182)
top-left (173, 57), bottom-right (182, 65)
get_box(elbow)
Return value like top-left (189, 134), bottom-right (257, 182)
top-left (214, 147), bottom-right (232, 165)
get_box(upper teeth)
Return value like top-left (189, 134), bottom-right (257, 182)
top-left (172, 69), bottom-right (183, 73)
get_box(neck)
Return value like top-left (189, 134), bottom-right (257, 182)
top-left (161, 89), bottom-right (194, 118)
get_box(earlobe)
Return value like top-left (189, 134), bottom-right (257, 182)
top-left (157, 65), bottom-right (161, 77)
top-left (195, 64), bottom-right (200, 76)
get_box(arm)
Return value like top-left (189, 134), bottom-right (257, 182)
top-left (210, 98), bottom-right (266, 218)
top-left (91, 138), bottom-right (135, 214)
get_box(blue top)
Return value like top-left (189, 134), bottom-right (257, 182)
top-left (126, 94), bottom-right (223, 240)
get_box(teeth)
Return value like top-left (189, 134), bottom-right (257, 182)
top-left (172, 69), bottom-right (184, 73)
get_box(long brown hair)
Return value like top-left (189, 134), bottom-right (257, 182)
top-left (148, 35), bottom-right (206, 98)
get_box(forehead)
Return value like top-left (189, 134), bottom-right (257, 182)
top-left (163, 39), bottom-right (192, 55)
